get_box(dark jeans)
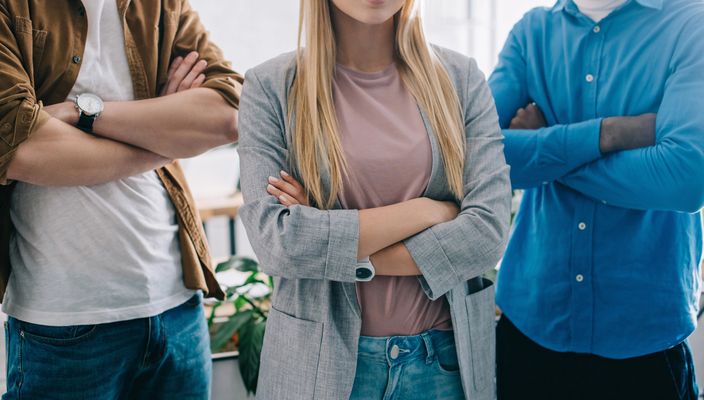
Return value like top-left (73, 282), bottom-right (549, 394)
top-left (3, 293), bottom-right (211, 400)
top-left (497, 316), bottom-right (699, 400)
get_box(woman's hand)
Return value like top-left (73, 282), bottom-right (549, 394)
top-left (267, 170), bottom-right (310, 207)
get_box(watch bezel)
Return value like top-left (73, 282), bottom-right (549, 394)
top-left (76, 93), bottom-right (104, 116)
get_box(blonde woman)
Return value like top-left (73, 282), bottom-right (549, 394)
top-left (238, 0), bottom-right (511, 398)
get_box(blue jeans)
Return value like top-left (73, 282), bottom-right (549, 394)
top-left (350, 329), bottom-right (465, 400)
top-left (3, 293), bottom-right (211, 400)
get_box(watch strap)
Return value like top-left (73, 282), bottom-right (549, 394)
top-left (77, 111), bottom-right (96, 133)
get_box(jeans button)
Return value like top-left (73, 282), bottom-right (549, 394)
top-left (390, 344), bottom-right (400, 360)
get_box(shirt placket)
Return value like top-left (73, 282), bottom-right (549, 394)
top-left (568, 18), bottom-right (606, 353)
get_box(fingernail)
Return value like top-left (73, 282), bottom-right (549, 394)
top-left (188, 51), bottom-right (199, 60)
top-left (280, 170), bottom-right (289, 177)
top-left (279, 195), bottom-right (287, 202)
top-left (268, 176), bottom-right (279, 183)
top-left (198, 60), bottom-right (207, 66)
top-left (267, 184), bottom-right (275, 191)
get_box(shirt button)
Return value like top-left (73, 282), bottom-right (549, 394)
top-left (593, 25), bottom-right (601, 33)
top-left (576, 274), bottom-right (584, 282)
top-left (390, 345), bottom-right (400, 360)
top-left (72, 55), bottom-right (82, 64)
top-left (578, 222), bottom-right (587, 230)
top-left (585, 74), bottom-right (595, 83)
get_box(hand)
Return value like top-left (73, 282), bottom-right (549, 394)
top-left (509, 103), bottom-right (547, 130)
top-left (599, 113), bottom-right (656, 154)
top-left (159, 51), bottom-right (208, 96)
top-left (44, 102), bottom-right (79, 126)
top-left (267, 170), bottom-right (310, 207)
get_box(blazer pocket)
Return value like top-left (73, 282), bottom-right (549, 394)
top-left (464, 278), bottom-right (496, 392)
top-left (257, 306), bottom-right (323, 400)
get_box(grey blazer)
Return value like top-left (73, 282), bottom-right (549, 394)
top-left (238, 46), bottom-right (512, 400)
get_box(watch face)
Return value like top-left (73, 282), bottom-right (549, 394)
top-left (77, 93), bottom-right (104, 116)
top-left (356, 267), bottom-right (373, 281)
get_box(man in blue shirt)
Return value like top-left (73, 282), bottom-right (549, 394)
top-left (488, 0), bottom-right (704, 398)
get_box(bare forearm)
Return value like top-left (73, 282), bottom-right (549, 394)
top-left (599, 114), bottom-right (656, 154)
top-left (358, 197), bottom-right (455, 259)
top-left (94, 88), bottom-right (238, 159)
top-left (7, 118), bottom-right (169, 186)
top-left (370, 242), bottom-right (421, 276)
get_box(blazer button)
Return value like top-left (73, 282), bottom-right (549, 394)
top-left (72, 55), bottom-right (82, 64)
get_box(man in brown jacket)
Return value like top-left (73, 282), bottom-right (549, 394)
top-left (0, 0), bottom-right (242, 398)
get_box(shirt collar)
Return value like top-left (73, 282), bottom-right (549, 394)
top-left (551, 0), bottom-right (663, 13)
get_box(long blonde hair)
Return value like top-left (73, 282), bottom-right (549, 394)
top-left (289, 0), bottom-right (465, 209)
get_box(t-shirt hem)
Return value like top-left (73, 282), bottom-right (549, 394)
top-left (2, 289), bottom-right (198, 327)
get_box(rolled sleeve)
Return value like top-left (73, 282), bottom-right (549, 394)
top-left (237, 68), bottom-right (360, 282)
top-left (0, 6), bottom-right (52, 185)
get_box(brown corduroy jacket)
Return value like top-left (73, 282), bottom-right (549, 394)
top-left (0, 0), bottom-right (244, 301)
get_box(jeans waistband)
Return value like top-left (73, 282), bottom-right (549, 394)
top-left (357, 329), bottom-right (455, 366)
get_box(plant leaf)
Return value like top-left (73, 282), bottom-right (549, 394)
top-left (216, 256), bottom-right (259, 273)
top-left (210, 309), bottom-right (253, 353)
top-left (238, 319), bottom-right (266, 394)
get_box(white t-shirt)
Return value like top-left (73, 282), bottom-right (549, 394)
top-left (3, 0), bottom-right (194, 326)
top-left (573, 0), bottom-right (628, 22)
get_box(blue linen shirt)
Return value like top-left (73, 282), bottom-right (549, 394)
top-left (489, 0), bottom-right (704, 359)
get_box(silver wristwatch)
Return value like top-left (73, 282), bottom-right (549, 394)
top-left (74, 93), bottom-right (104, 133)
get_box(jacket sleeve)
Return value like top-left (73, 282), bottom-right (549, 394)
top-left (237, 68), bottom-right (360, 282)
top-left (557, 18), bottom-right (704, 213)
top-left (403, 59), bottom-right (512, 300)
top-left (488, 21), bottom-right (602, 190)
top-left (0, 4), bottom-right (51, 185)
top-left (172, 0), bottom-right (243, 108)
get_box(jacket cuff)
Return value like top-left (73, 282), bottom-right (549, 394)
top-left (202, 75), bottom-right (244, 110)
top-left (404, 227), bottom-right (461, 300)
top-left (324, 209), bottom-right (360, 282)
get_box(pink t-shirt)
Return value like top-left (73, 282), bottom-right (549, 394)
top-left (333, 63), bottom-right (452, 337)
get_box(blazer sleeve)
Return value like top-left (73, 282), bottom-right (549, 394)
top-left (237, 68), bottom-right (360, 282)
top-left (403, 59), bottom-right (512, 300)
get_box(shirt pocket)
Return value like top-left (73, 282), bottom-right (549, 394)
top-left (12, 16), bottom-right (48, 82)
top-left (257, 306), bottom-right (323, 400)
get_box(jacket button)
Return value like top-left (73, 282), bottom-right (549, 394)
top-left (72, 55), bottom-right (82, 64)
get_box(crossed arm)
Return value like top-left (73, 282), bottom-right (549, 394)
top-left (488, 23), bottom-right (704, 212)
top-left (266, 171), bottom-right (444, 276)
top-left (6, 52), bottom-right (237, 187)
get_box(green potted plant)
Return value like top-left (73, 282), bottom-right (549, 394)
top-left (208, 256), bottom-right (272, 396)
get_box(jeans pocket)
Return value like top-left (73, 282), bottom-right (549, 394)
top-left (434, 335), bottom-right (460, 375)
top-left (19, 320), bottom-right (98, 346)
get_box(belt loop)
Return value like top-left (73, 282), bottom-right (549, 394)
top-left (421, 331), bottom-right (434, 365)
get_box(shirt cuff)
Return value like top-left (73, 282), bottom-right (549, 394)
top-left (565, 118), bottom-right (603, 168)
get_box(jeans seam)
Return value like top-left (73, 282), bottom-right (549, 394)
top-left (18, 328), bottom-right (25, 400)
top-left (664, 349), bottom-right (683, 399)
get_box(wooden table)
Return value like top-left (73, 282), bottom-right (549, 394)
top-left (196, 192), bottom-right (244, 255)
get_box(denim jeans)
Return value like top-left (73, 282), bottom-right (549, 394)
top-left (350, 329), bottom-right (465, 400)
top-left (3, 293), bottom-right (211, 400)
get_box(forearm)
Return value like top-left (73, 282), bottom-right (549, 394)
top-left (370, 242), bottom-right (421, 276)
top-left (356, 197), bottom-right (451, 259)
top-left (7, 117), bottom-right (169, 186)
top-left (94, 88), bottom-right (237, 159)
